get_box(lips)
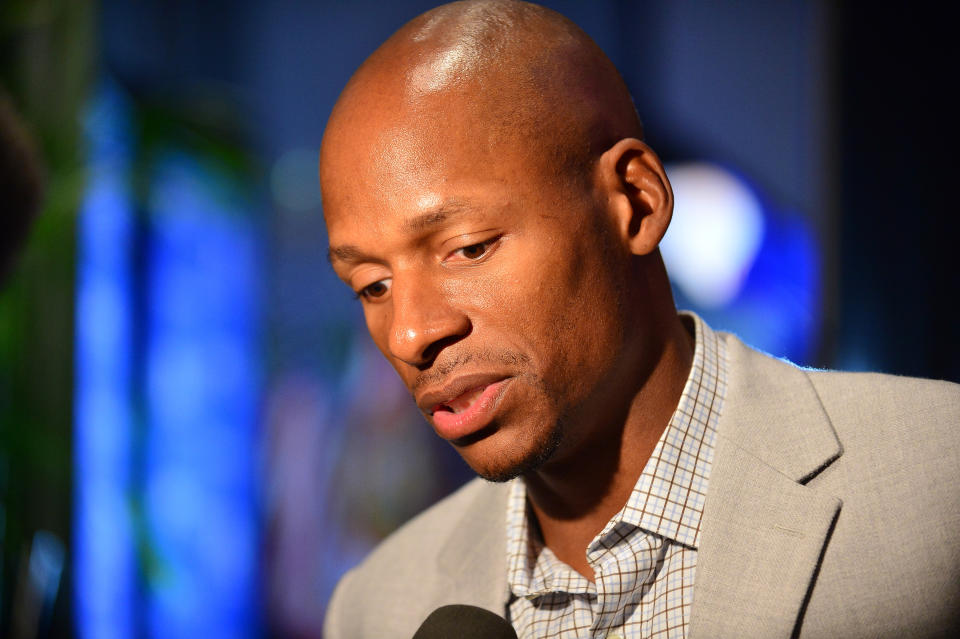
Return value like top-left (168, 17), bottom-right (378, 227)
top-left (435, 385), bottom-right (487, 414)
top-left (417, 374), bottom-right (513, 442)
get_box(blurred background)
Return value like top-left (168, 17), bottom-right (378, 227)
top-left (0, 0), bottom-right (956, 637)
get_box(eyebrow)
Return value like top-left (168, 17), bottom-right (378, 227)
top-left (401, 201), bottom-right (473, 233)
top-left (327, 244), bottom-right (373, 264)
top-left (327, 200), bottom-right (476, 265)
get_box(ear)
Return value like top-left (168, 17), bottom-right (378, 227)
top-left (595, 138), bottom-right (674, 256)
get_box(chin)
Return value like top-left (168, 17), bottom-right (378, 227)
top-left (457, 418), bottom-right (565, 483)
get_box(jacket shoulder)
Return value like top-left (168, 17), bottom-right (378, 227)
top-left (805, 367), bottom-right (960, 419)
top-left (804, 367), bottom-right (960, 463)
top-left (720, 331), bottom-right (960, 442)
top-left (324, 477), bottom-right (510, 639)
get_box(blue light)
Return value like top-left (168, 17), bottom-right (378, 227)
top-left (143, 151), bottom-right (261, 639)
top-left (662, 163), bottom-right (765, 308)
top-left (75, 85), bottom-right (262, 639)
top-left (664, 161), bottom-right (821, 363)
top-left (74, 82), bottom-right (136, 639)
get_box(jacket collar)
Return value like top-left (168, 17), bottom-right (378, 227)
top-left (436, 479), bottom-right (511, 615)
top-left (690, 334), bottom-right (843, 638)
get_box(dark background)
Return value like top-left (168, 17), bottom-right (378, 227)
top-left (0, 1), bottom-right (956, 637)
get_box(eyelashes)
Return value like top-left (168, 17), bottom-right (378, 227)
top-left (448, 236), bottom-right (499, 262)
top-left (355, 278), bottom-right (391, 300)
top-left (352, 234), bottom-right (504, 302)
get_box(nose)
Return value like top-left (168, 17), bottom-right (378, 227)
top-left (388, 277), bottom-right (470, 369)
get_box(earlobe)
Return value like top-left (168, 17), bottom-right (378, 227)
top-left (597, 138), bottom-right (674, 256)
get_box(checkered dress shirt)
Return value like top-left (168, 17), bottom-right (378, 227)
top-left (505, 315), bottom-right (727, 639)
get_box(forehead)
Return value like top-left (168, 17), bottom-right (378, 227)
top-left (320, 91), bottom-right (549, 240)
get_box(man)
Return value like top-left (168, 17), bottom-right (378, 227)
top-left (319, 1), bottom-right (960, 637)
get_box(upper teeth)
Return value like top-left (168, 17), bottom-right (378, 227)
top-left (447, 386), bottom-right (485, 414)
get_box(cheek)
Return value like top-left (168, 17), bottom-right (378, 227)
top-left (439, 241), bottom-right (535, 319)
top-left (440, 271), bottom-right (506, 311)
top-left (363, 306), bottom-right (396, 361)
top-left (513, 238), bottom-right (626, 377)
top-left (448, 237), bottom-right (622, 358)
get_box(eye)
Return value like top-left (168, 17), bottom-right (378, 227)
top-left (356, 278), bottom-right (391, 301)
top-left (458, 243), bottom-right (488, 259)
top-left (449, 237), bottom-right (500, 262)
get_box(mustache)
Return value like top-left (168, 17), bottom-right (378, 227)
top-left (412, 349), bottom-right (530, 392)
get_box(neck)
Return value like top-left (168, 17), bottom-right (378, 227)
top-left (523, 308), bottom-right (694, 581)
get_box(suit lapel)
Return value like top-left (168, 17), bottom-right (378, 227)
top-left (436, 479), bottom-right (510, 615)
top-left (690, 336), bottom-right (843, 638)
top-left (690, 436), bottom-right (841, 637)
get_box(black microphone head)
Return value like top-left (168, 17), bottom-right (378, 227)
top-left (411, 604), bottom-right (518, 639)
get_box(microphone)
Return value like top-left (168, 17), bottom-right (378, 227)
top-left (411, 604), bottom-right (518, 639)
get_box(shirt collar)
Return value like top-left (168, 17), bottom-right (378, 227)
top-left (614, 312), bottom-right (725, 548)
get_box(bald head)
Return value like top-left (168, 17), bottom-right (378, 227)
top-left (321, 0), bottom-right (642, 195)
top-left (320, 1), bottom-right (680, 481)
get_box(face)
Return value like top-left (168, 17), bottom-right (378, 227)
top-left (322, 94), bottom-right (641, 481)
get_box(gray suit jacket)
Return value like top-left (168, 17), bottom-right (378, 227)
top-left (324, 334), bottom-right (960, 638)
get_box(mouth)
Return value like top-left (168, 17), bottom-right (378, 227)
top-left (432, 384), bottom-right (488, 415)
top-left (418, 375), bottom-right (513, 442)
